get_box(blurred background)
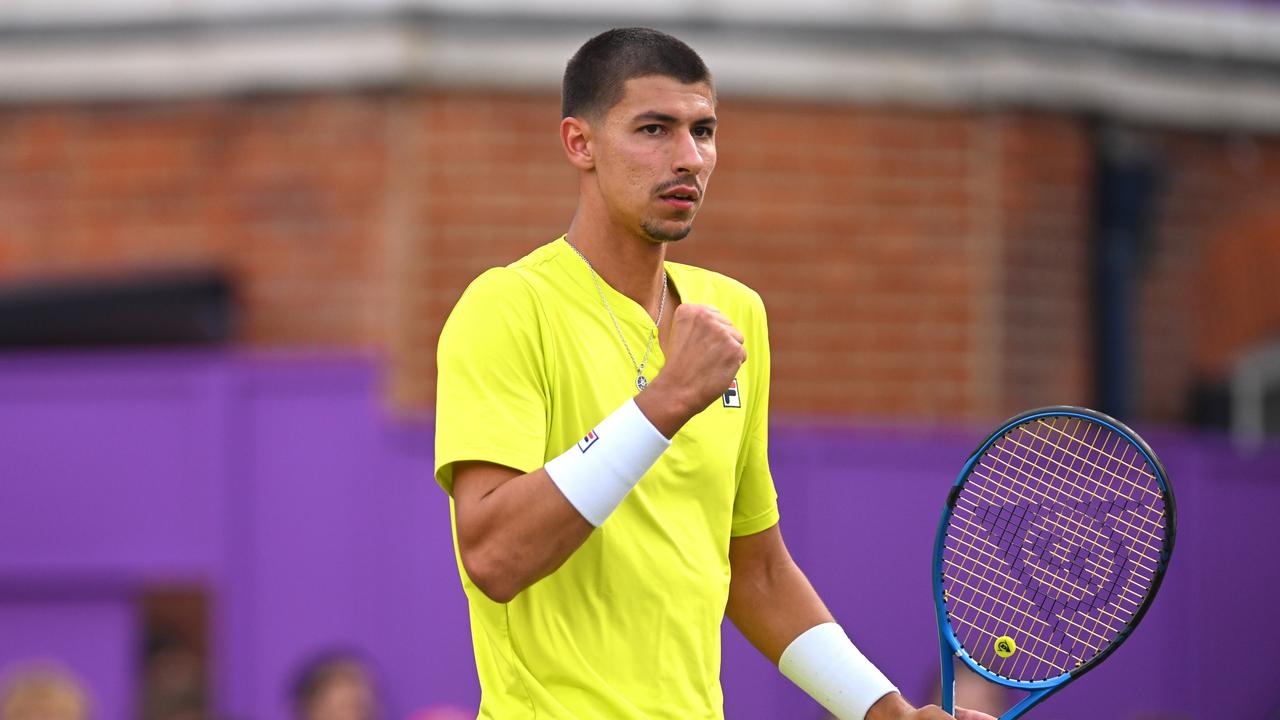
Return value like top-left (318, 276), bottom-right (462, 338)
top-left (1, 0), bottom-right (1278, 718)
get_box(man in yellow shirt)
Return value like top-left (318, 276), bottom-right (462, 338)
top-left (435, 27), bottom-right (995, 720)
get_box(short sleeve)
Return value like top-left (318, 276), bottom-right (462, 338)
top-left (730, 292), bottom-right (780, 536)
top-left (434, 268), bottom-right (549, 496)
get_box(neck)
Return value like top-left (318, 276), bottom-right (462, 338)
top-left (565, 211), bottom-right (668, 320)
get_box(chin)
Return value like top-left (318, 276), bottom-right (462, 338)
top-left (641, 220), bottom-right (694, 242)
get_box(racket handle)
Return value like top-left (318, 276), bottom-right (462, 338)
top-left (939, 637), bottom-right (956, 714)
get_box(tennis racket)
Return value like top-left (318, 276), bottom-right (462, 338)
top-left (933, 406), bottom-right (1176, 719)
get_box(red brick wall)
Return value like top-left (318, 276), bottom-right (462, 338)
top-left (0, 95), bottom-right (393, 348)
top-left (678, 103), bottom-right (986, 419)
top-left (395, 91), bottom-right (577, 408)
top-left (1, 90), bottom-right (1275, 423)
top-left (995, 115), bottom-right (1094, 416)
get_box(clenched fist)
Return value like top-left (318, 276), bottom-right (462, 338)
top-left (635, 303), bottom-right (745, 437)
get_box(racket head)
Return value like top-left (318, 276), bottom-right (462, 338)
top-left (933, 406), bottom-right (1176, 694)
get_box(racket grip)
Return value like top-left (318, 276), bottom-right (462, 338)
top-left (940, 637), bottom-right (956, 714)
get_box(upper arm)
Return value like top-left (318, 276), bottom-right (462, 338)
top-left (435, 268), bottom-right (549, 496)
top-left (729, 523), bottom-right (789, 581)
top-left (452, 460), bottom-right (523, 509)
top-left (451, 460), bottom-right (523, 548)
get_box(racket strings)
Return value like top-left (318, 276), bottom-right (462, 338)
top-left (943, 522), bottom-right (1112, 661)
top-left (955, 420), bottom-right (1158, 675)
top-left (941, 416), bottom-right (1169, 682)
top-left (947, 419), bottom-right (1165, 676)
top-left (975, 440), bottom-right (1161, 601)
top-left (951, 497), bottom-right (1143, 629)
top-left (990, 419), bottom-right (1164, 579)
top-left (1002, 423), bottom-right (1166, 552)
top-left (968, 465), bottom-right (1150, 593)
top-left (978, 425), bottom-right (1155, 614)
top-left (943, 510), bottom-right (1121, 674)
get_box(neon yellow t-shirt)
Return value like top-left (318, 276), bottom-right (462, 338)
top-left (434, 236), bottom-right (779, 719)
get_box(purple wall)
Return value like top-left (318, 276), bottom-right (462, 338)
top-left (0, 353), bottom-right (475, 719)
top-left (0, 353), bottom-right (1276, 719)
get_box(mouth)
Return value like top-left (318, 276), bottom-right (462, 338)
top-left (657, 186), bottom-right (700, 211)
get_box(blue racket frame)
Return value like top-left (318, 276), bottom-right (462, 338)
top-left (932, 406), bottom-right (1176, 720)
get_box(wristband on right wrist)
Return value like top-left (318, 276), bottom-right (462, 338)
top-left (544, 398), bottom-right (671, 526)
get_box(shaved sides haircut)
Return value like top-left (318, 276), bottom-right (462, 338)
top-left (562, 27), bottom-right (714, 120)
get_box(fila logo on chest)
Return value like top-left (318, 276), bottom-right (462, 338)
top-left (723, 378), bottom-right (742, 408)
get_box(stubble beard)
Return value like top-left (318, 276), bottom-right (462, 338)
top-left (640, 218), bottom-right (694, 243)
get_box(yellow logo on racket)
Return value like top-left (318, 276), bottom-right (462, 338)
top-left (994, 635), bottom-right (1017, 658)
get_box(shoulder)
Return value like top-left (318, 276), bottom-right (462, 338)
top-left (449, 240), bottom-right (565, 318)
top-left (457, 239), bottom-right (572, 308)
top-left (440, 266), bottom-right (547, 360)
top-left (445, 267), bottom-right (539, 331)
top-left (461, 265), bottom-right (536, 300)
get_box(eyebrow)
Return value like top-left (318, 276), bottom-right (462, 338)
top-left (632, 111), bottom-right (717, 127)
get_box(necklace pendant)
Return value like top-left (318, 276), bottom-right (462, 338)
top-left (636, 375), bottom-right (648, 391)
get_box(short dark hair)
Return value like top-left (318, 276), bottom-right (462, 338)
top-left (290, 649), bottom-right (380, 720)
top-left (562, 27), bottom-right (713, 119)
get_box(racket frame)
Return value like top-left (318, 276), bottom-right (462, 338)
top-left (932, 406), bottom-right (1177, 719)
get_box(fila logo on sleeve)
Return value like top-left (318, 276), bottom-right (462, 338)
top-left (578, 429), bottom-right (599, 453)
top-left (723, 378), bottom-right (742, 408)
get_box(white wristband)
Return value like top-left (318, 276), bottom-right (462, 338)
top-left (544, 399), bottom-right (671, 526)
top-left (778, 622), bottom-right (899, 720)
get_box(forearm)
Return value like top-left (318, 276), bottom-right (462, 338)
top-left (729, 526), bottom-right (903, 720)
top-left (725, 541), bottom-right (834, 663)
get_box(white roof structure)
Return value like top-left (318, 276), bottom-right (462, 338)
top-left (2, 0), bottom-right (1280, 130)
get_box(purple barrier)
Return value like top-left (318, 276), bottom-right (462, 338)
top-left (0, 353), bottom-right (1276, 719)
top-left (0, 578), bottom-right (136, 719)
top-left (0, 352), bottom-right (476, 719)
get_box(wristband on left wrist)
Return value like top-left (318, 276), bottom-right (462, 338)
top-left (778, 622), bottom-right (899, 720)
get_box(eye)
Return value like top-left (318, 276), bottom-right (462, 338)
top-left (640, 124), bottom-right (665, 135)
top-left (693, 126), bottom-right (715, 139)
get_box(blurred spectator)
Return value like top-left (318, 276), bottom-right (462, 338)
top-left (0, 663), bottom-right (91, 720)
top-left (141, 632), bottom-right (206, 720)
top-left (290, 650), bottom-right (383, 720)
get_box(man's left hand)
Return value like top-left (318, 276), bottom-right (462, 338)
top-left (866, 692), bottom-right (998, 720)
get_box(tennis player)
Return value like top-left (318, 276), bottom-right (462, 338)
top-left (435, 27), bottom-right (996, 720)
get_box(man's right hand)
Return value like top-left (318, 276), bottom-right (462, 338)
top-left (638, 303), bottom-right (746, 437)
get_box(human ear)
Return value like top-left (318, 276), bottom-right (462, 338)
top-left (560, 116), bottom-right (595, 171)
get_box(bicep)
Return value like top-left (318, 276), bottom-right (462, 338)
top-left (729, 523), bottom-right (790, 587)
top-left (451, 460), bottom-right (524, 543)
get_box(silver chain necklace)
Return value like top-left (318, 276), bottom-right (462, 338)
top-left (565, 239), bottom-right (667, 391)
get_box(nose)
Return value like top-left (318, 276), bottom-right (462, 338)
top-left (671, 130), bottom-right (707, 176)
